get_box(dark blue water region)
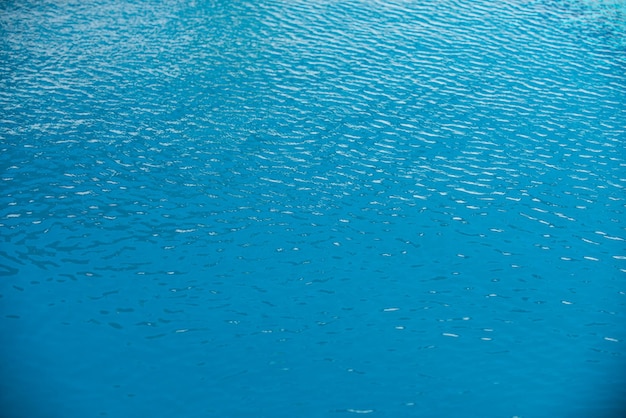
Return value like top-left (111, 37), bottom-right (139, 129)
top-left (1, 0), bottom-right (625, 417)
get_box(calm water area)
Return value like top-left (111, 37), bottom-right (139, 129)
top-left (1, 0), bottom-right (625, 417)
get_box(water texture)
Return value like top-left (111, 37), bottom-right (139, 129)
top-left (1, 0), bottom-right (625, 417)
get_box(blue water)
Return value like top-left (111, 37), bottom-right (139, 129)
top-left (1, 0), bottom-right (625, 417)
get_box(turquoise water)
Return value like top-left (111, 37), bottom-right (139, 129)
top-left (1, 0), bottom-right (625, 417)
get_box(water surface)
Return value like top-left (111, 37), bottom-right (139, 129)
top-left (1, 0), bottom-right (625, 417)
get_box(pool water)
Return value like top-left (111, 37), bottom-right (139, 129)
top-left (1, 0), bottom-right (625, 417)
